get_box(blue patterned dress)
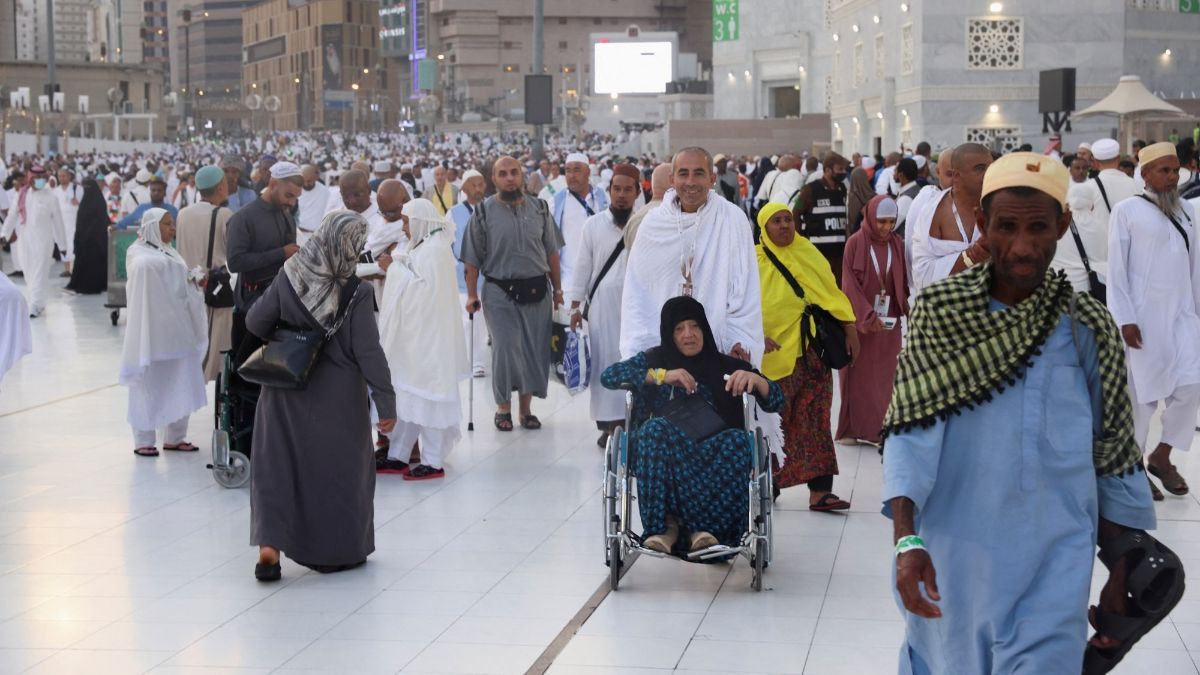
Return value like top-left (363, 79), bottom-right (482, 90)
top-left (602, 352), bottom-right (785, 546)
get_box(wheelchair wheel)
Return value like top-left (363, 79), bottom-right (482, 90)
top-left (756, 428), bottom-right (773, 566)
top-left (604, 429), bottom-right (624, 591)
top-left (752, 537), bottom-right (767, 591)
top-left (214, 450), bottom-right (251, 489)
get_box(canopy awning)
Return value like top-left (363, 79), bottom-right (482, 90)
top-left (1075, 75), bottom-right (1187, 118)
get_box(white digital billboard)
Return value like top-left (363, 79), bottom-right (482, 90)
top-left (592, 40), bottom-right (674, 95)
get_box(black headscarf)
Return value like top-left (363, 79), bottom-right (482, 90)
top-left (76, 179), bottom-right (108, 226)
top-left (750, 157), bottom-right (775, 198)
top-left (644, 296), bottom-right (755, 429)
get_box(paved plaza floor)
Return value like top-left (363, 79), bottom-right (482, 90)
top-left (1, 266), bottom-right (1199, 674)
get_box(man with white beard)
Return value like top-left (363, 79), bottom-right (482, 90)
top-left (1, 167), bottom-right (63, 317)
top-left (1108, 142), bottom-right (1200, 501)
top-left (549, 153), bottom-right (608, 297)
top-left (296, 165), bottom-right (330, 246)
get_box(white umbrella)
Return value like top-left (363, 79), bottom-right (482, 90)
top-left (1074, 75), bottom-right (1187, 153)
top-left (1075, 75), bottom-right (1186, 117)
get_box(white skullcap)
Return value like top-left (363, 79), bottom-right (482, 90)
top-left (1078, 142), bottom-right (1092, 152)
top-left (565, 152), bottom-right (590, 165)
top-left (270, 161), bottom-right (301, 180)
top-left (1092, 139), bottom-right (1120, 162)
top-left (106, 172), bottom-right (121, 183)
top-left (862, 156), bottom-right (877, 170)
top-left (913, 155), bottom-right (928, 170)
top-left (135, 169), bottom-right (153, 184)
top-left (461, 169), bottom-right (483, 181)
top-left (373, 160), bottom-right (393, 174)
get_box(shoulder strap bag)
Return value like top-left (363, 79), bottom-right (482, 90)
top-left (1138, 195), bottom-right (1190, 253)
top-left (761, 246), bottom-right (851, 370)
top-left (204, 207), bottom-right (235, 308)
top-left (238, 277), bottom-right (362, 390)
top-left (1093, 176), bottom-right (1112, 212)
top-left (581, 239), bottom-right (624, 321)
top-left (1068, 218), bottom-right (1107, 304)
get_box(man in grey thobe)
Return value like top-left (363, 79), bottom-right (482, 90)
top-left (461, 156), bottom-right (565, 431)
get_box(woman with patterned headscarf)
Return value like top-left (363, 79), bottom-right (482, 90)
top-left (120, 207), bottom-right (208, 458)
top-left (245, 209), bottom-right (397, 581)
top-left (376, 198), bottom-right (469, 480)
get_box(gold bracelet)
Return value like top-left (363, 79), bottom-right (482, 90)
top-left (655, 368), bottom-right (666, 386)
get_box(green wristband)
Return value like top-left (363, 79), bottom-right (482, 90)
top-left (895, 535), bottom-right (926, 557)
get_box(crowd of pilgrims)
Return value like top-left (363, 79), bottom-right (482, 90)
top-left (2, 127), bottom-right (1200, 672)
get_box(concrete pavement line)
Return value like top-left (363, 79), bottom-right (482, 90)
top-left (0, 383), bottom-right (118, 418)
top-left (525, 575), bottom-right (615, 674)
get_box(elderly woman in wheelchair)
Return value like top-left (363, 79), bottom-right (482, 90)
top-left (601, 296), bottom-right (784, 554)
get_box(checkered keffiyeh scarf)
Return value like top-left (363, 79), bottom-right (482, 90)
top-left (883, 263), bottom-right (1143, 477)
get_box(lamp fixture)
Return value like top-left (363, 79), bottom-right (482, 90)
top-left (989, 104), bottom-right (999, 113)
top-left (989, 2), bottom-right (1003, 13)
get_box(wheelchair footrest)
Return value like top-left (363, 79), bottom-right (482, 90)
top-left (686, 544), bottom-right (740, 561)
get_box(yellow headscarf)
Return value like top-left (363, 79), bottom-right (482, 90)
top-left (756, 203), bottom-right (855, 380)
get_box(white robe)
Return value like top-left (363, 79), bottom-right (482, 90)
top-left (1052, 169), bottom-right (1137, 289)
top-left (910, 189), bottom-right (979, 294)
top-left (904, 185), bottom-right (941, 300)
top-left (568, 210), bottom-right (628, 422)
top-left (297, 182), bottom-right (331, 246)
top-left (10, 189), bottom-right (62, 313)
top-left (119, 241), bottom-right (208, 431)
top-left (620, 189), bottom-right (763, 365)
top-left (767, 169), bottom-right (804, 205)
top-left (0, 272), bottom-right (31, 387)
top-left (55, 183), bottom-right (80, 262)
top-left (1107, 196), bottom-right (1200, 405)
top-left (378, 230), bottom-right (468, 432)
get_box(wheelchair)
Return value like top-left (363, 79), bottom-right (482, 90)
top-left (207, 352), bottom-right (255, 489)
top-left (602, 390), bottom-right (774, 591)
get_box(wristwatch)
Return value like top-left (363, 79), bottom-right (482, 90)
top-left (960, 249), bottom-right (978, 269)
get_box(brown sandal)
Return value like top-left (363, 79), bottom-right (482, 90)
top-left (1148, 463), bottom-right (1189, 496)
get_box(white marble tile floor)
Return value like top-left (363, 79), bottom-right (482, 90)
top-left (1, 266), bottom-right (1199, 674)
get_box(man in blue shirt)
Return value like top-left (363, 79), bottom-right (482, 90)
top-left (115, 178), bottom-right (177, 229)
top-left (449, 169), bottom-right (488, 376)
top-left (221, 156), bottom-right (259, 213)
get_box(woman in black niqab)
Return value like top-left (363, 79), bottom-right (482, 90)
top-left (65, 179), bottom-right (109, 294)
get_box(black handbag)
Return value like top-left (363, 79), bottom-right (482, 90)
top-left (655, 390), bottom-right (727, 442)
top-left (203, 207), bottom-right (235, 308)
top-left (1068, 219), bottom-right (1106, 304)
top-left (238, 277), bottom-right (361, 390)
top-left (488, 276), bottom-right (548, 304)
top-left (761, 247), bottom-right (852, 370)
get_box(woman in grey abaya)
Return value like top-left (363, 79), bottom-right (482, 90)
top-left (246, 210), bottom-right (396, 581)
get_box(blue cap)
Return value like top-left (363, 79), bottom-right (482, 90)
top-left (195, 165), bottom-right (224, 191)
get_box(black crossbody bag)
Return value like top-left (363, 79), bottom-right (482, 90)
top-left (761, 246), bottom-right (851, 370)
top-left (238, 277), bottom-right (361, 390)
top-left (1139, 194), bottom-right (1192, 253)
top-left (204, 207), bottom-right (235, 308)
top-left (654, 389), bottom-right (727, 442)
top-left (1068, 219), bottom-right (1106, 304)
top-left (581, 239), bottom-right (624, 321)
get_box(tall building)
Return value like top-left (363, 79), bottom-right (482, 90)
top-left (824, 0), bottom-right (1200, 155)
top-left (167, 0), bottom-right (258, 107)
top-left (241, 0), bottom-right (385, 130)
top-left (382, 0), bottom-right (711, 126)
top-left (0, 0), bottom-right (138, 63)
top-left (142, 0), bottom-right (170, 80)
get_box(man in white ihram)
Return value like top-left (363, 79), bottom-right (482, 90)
top-left (296, 164), bottom-right (331, 246)
top-left (0, 272), bottom-right (32, 389)
top-left (621, 146), bottom-right (763, 365)
top-left (1, 166), bottom-right (63, 318)
top-left (1108, 141), bottom-right (1200, 501)
top-left (549, 153), bottom-right (608, 297)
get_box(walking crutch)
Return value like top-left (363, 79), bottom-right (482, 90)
top-left (467, 303), bottom-right (477, 431)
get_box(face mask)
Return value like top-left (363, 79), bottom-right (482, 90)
top-left (832, 172), bottom-right (848, 183)
top-left (33, 178), bottom-right (47, 190)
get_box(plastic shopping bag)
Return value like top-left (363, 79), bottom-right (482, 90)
top-left (563, 328), bottom-right (591, 395)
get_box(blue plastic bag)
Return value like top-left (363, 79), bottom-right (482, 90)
top-left (563, 328), bottom-right (591, 395)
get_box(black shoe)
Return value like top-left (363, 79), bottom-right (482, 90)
top-left (597, 431), bottom-right (610, 449)
top-left (8, 271), bottom-right (22, 277)
top-left (295, 559), bottom-right (366, 574)
top-left (254, 562), bottom-right (282, 582)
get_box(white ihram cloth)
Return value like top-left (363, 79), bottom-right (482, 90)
top-left (903, 184), bottom-right (941, 299)
top-left (1107, 195), bottom-right (1200, 406)
top-left (119, 208), bottom-right (208, 431)
top-left (568, 210), bottom-right (628, 422)
top-left (0, 273), bottom-right (31, 387)
top-left (620, 189), bottom-right (764, 366)
top-left (379, 199), bottom-right (469, 438)
top-left (10, 188), bottom-right (62, 313)
top-left (910, 189), bottom-right (979, 294)
top-left (767, 169), bottom-right (804, 205)
top-left (297, 182), bottom-right (331, 246)
top-left (1055, 168), bottom-right (1138, 289)
top-left (55, 183), bottom-right (80, 262)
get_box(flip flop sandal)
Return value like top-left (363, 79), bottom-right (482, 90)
top-left (521, 415), bottom-right (542, 430)
top-left (163, 442), bottom-right (198, 452)
top-left (1083, 530), bottom-right (1186, 674)
top-left (1148, 475), bottom-right (1164, 502)
top-left (810, 493), bottom-right (851, 512)
top-left (133, 447), bottom-right (159, 457)
top-left (494, 412), bottom-right (514, 431)
top-left (1147, 463), bottom-right (1189, 496)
